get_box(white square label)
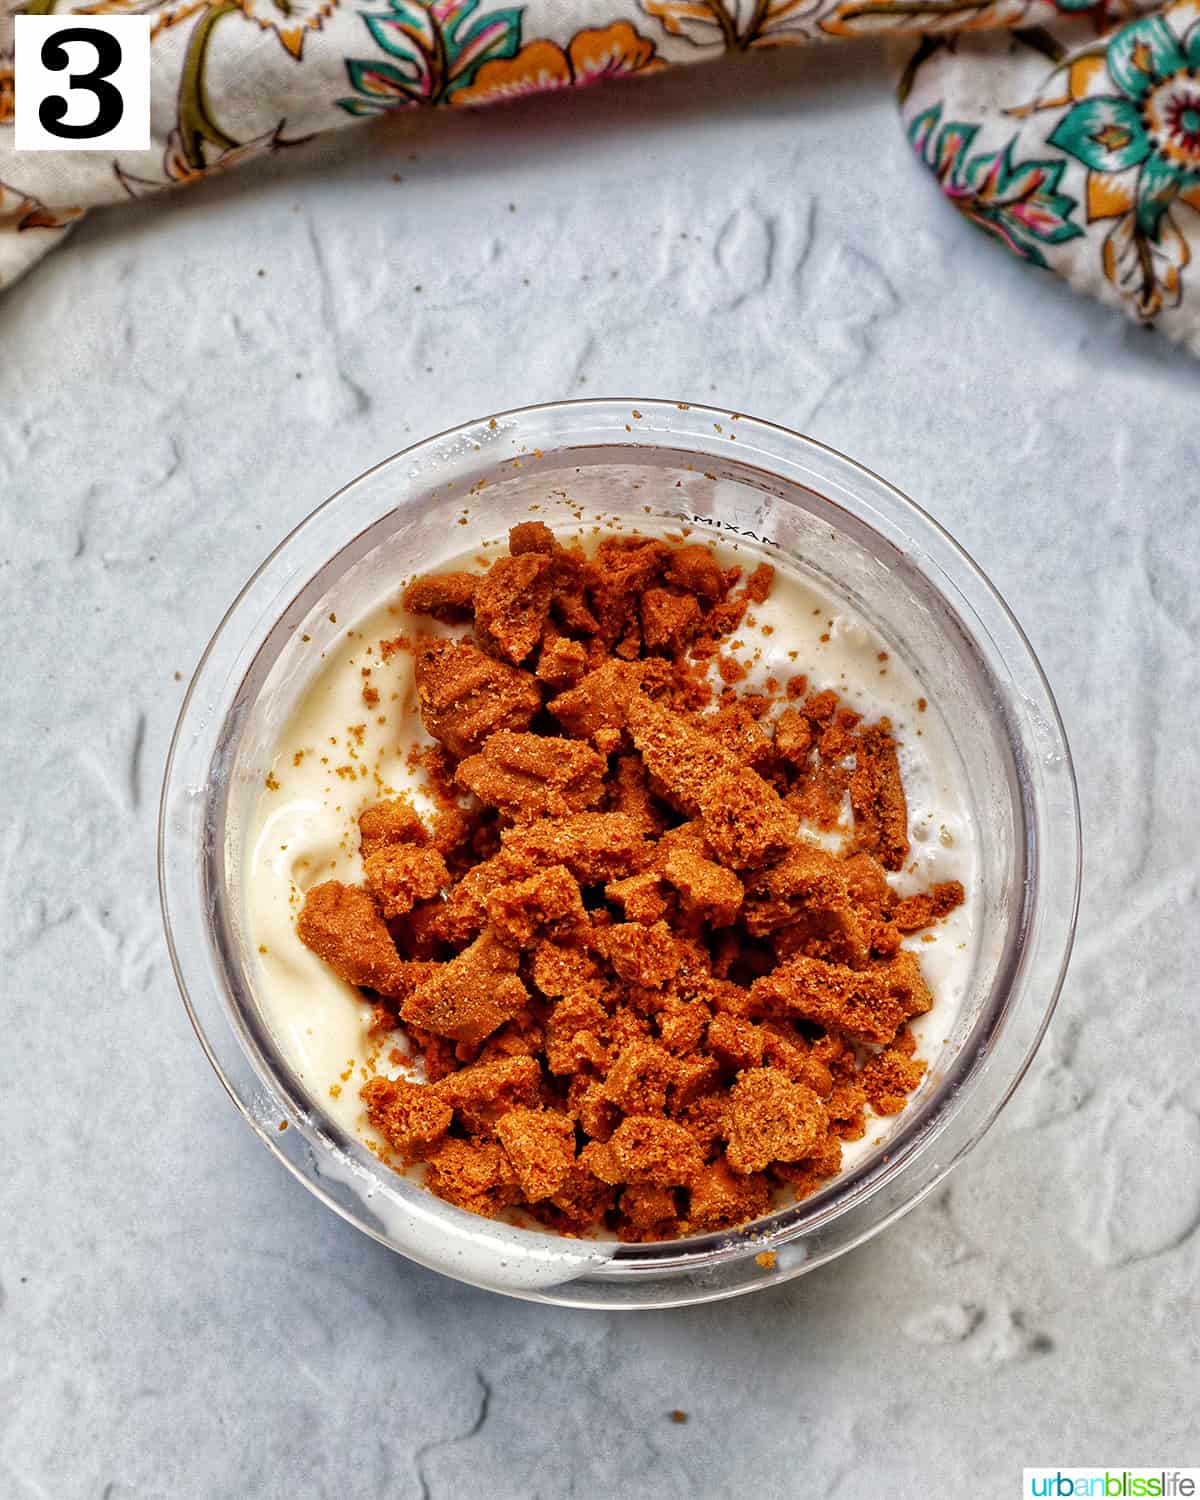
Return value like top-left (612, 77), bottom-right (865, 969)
top-left (14, 15), bottom-right (150, 152)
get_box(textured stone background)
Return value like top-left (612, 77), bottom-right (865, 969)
top-left (3, 41), bottom-right (1198, 1500)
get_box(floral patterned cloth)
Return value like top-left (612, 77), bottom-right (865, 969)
top-left (6, 0), bottom-right (1200, 345)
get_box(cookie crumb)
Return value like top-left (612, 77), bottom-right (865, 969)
top-left (289, 523), bottom-right (961, 1241)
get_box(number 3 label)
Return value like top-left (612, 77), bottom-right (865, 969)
top-left (14, 16), bottom-right (150, 152)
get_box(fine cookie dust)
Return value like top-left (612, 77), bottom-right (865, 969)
top-left (250, 520), bottom-right (978, 1241)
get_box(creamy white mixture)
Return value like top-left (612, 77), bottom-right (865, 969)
top-left (249, 530), bottom-right (978, 1185)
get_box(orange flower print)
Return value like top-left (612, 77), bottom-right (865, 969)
top-left (0, 181), bottom-right (84, 233)
top-left (1, 9), bottom-right (12, 125)
top-left (149, 0), bottom-right (336, 60)
top-left (237, 0), bottom-right (338, 59)
top-left (642, 0), bottom-right (818, 50)
top-left (115, 125), bottom-right (285, 197)
top-left (451, 20), bottom-right (663, 107)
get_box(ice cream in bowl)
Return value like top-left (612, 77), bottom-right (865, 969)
top-left (160, 400), bottom-right (1079, 1308)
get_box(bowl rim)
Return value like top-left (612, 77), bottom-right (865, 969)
top-left (159, 396), bottom-right (1081, 1309)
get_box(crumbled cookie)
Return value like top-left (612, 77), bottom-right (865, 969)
top-left (686, 1157), bottom-right (771, 1233)
top-left (660, 844), bottom-right (743, 928)
top-left (495, 1107), bottom-right (576, 1200)
top-left (358, 795), bottom-right (429, 859)
top-left (602, 1039), bottom-right (678, 1115)
top-left (892, 881), bottom-right (965, 932)
top-left (641, 588), bottom-right (702, 656)
top-left (773, 708), bottom-right (814, 769)
top-left (724, 1068), bottom-right (827, 1175)
top-left (456, 730), bottom-right (606, 821)
top-left (401, 929), bottom-right (529, 1045)
top-left (292, 523), bottom-right (962, 1240)
top-left (363, 844), bottom-right (449, 918)
top-left (628, 694), bottom-right (795, 867)
top-left (509, 520), bottom-right (556, 555)
top-left (402, 571), bottom-right (478, 623)
top-left (361, 1075), bottom-right (452, 1163)
top-left (423, 1139), bottom-right (519, 1217)
top-left (474, 553), bottom-right (555, 665)
top-left (500, 812), bottom-right (648, 885)
top-left (296, 880), bottom-right (413, 995)
top-left (428, 1054), bottom-right (543, 1131)
top-left (850, 720), bottom-right (910, 871)
top-left (549, 660), bottom-right (646, 752)
top-left (415, 639), bottom-right (542, 757)
top-left (536, 633), bottom-right (589, 690)
top-left (590, 1115), bottom-right (705, 1187)
top-left (600, 921), bottom-right (681, 989)
top-left (484, 864), bottom-right (586, 949)
top-left (605, 871), bottom-right (670, 924)
top-left (664, 543), bottom-right (726, 603)
top-left (750, 952), bottom-right (931, 1046)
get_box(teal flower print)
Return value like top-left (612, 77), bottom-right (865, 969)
top-left (338, 0), bottom-right (524, 116)
top-left (910, 103), bottom-right (1083, 269)
top-left (1047, 8), bottom-right (1200, 314)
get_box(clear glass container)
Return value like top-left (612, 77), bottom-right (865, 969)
top-left (159, 399), bottom-right (1080, 1308)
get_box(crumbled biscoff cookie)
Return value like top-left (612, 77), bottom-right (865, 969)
top-left (536, 633), bottom-right (589, 690)
top-left (474, 553), bottom-right (555, 665)
top-left (744, 563), bottom-right (775, 604)
top-left (423, 1138), bottom-right (519, 1217)
top-left (702, 703), bottom-right (776, 773)
top-left (500, 812), bottom-right (647, 885)
top-left (402, 571), bottom-right (478, 623)
top-left (292, 522), bottom-right (964, 1240)
top-left (618, 1182), bottom-right (681, 1241)
top-left (607, 754), bottom-right (667, 835)
top-left (706, 1013), bottom-right (764, 1073)
top-left (641, 588), bottom-right (702, 656)
top-left (661, 844), bottom-right (743, 928)
top-left (687, 1156), bottom-right (771, 1233)
top-left (591, 1114), bottom-right (705, 1187)
top-left (850, 720), bottom-right (910, 871)
top-left (742, 843), bottom-right (850, 936)
top-left (664, 543), bottom-right (726, 603)
top-left (495, 1107), bottom-right (576, 1200)
top-left (605, 870), bottom-right (670, 924)
top-left (401, 929), bottom-right (529, 1045)
top-left (749, 952), bottom-right (930, 1046)
top-left (587, 536), bottom-right (672, 651)
top-left (504, 520), bottom-right (551, 554)
top-left (628, 694), bottom-right (796, 867)
top-left (415, 639), bottom-right (542, 757)
top-left (773, 708), bottom-right (814, 769)
top-left (549, 660), bottom-right (646, 752)
top-left (361, 1075), bottom-right (452, 1164)
top-left (358, 795), bottom-right (429, 859)
top-left (602, 1038), bottom-right (678, 1115)
top-left (296, 880), bottom-right (414, 996)
top-left (363, 844), bottom-right (449, 919)
top-left (892, 881), bottom-right (965, 932)
top-left (600, 921), bottom-right (681, 989)
top-left (430, 1054), bottom-right (542, 1132)
top-left (484, 864), bottom-right (586, 949)
top-left (860, 1036), bottom-right (928, 1114)
top-left (456, 730), bottom-right (606, 821)
top-left (724, 1067), bottom-right (827, 1174)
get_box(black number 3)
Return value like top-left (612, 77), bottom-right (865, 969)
top-left (38, 28), bottom-right (124, 139)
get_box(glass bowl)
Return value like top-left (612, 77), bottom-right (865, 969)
top-left (159, 398), bottom-right (1080, 1309)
